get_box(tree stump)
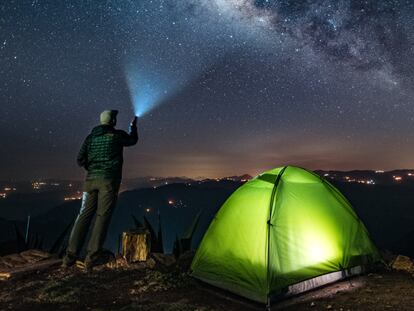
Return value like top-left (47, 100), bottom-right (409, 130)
top-left (122, 229), bottom-right (151, 262)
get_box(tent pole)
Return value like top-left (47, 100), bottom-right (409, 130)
top-left (266, 296), bottom-right (271, 311)
top-left (266, 166), bottom-right (287, 307)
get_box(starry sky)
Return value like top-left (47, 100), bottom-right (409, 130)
top-left (1, 0), bottom-right (414, 180)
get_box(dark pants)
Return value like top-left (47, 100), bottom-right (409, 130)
top-left (66, 179), bottom-right (120, 262)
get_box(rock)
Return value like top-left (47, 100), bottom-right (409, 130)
top-left (0, 257), bottom-right (14, 269)
top-left (145, 258), bottom-right (156, 269)
top-left (98, 249), bottom-right (116, 263)
top-left (1, 254), bottom-right (27, 268)
top-left (381, 249), bottom-right (397, 265)
top-left (106, 256), bottom-right (129, 269)
top-left (151, 253), bottom-right (176, 269)
top-left (391, 255), bottom-right (414, 273)
top-left (1, 258), bottom-right (61, 280)
top-left (121, 300), bottom-right (203, 311)
top-left (0, 250), bottom-right (52, 271)
top-left (177, 251), bottom-right (195, 271)
top-left (310, 302), bottom-right (315, 307)
top-left (20, 249), bottom-right (52, 263)
top-left (326, 305), bottom-right (332, 309)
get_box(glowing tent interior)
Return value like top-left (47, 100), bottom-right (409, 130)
top-left (191, 166), bottom-right (381, 304)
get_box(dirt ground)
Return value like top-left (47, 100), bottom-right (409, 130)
top-left (0, 264), bottom-right (413, 311)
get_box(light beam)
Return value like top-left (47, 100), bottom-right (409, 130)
top-left (125, 64), bottom-right (171, 117)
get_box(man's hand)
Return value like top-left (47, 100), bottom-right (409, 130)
top-left (131, 116), bottom-right (138, 127)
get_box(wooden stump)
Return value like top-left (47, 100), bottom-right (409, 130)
top-left (122, 229), bottom-right (151, 262)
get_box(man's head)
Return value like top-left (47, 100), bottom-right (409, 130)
top-left (100, 110), bottom-right (118, 126)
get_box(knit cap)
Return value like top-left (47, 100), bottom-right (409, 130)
top-left (100, 110), bottom-right (118, 125)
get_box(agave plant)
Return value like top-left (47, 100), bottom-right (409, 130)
top-left (172, 234), bottom-right (180, 259)
top-left (13, 222), bottom-right (26, 252)
top-left (157, 212), bottom-right (163, 253)
top-left (173, 211), bottom-right (202, 258)
top-left (130, 210), bottom-right (201, 257)
top-left (10, 222), bottom-right (46, 253)
top-left (144, 215), bottom-right (164, 253)
top-left (131, 214), bottom-right (164, 253)
top-left (49, 218), bottom-right (75, 255)
top-left (131, 214), bottom-right (144, 229)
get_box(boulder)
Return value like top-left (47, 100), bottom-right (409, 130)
top-left (20, 249), bottom-right (52, 263)
top-left (145, 257), bottom-right (156, 269)
top-left (1, 254), bottom-right (27, 268)
top-left (106, 256), bottom-right (130, 269)
top-left (177, 251), bottom-right (195, 271)
top-left (391, 255), bottom-right (414, 273)
top-left (151, 253), bottom-right (176, 269)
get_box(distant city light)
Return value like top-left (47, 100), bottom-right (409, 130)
top-left (375, 170), bottom-right (385, 173)
top-left (64, 196), bottom-right (81, 201)
top-left (145, 208), bottom-right (151, 213)
top-left (4, 187), bottom-right (17, 191)
top-left (0, 193), bottom-right (6, 199)
top-left (341, 175), bottom-right (375, 184)
top-left (32, 181), bottom-right (47, 190)
top-left (167, 199), bottom-right (187, 209)
top-left (393, 176), bottom-right (402, 181)
top-left (356, 179), bottom-right (375, 185)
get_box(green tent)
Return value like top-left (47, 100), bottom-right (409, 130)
top-left (191, 166), bottom-right (380, 304)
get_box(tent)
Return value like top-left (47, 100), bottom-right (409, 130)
top-left (191, 166), bottom-right (381, 304)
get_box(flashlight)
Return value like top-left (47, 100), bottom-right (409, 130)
top-left (131, 116), bottom-right (138, 127)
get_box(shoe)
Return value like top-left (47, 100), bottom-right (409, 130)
top-left (83, 249), bottom-right (114, 272)
top-left (61, 254), bottom-right (77, 268)
top-left (83, 260), bottom-right (95, 273)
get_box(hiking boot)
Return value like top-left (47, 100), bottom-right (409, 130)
top-left (83, 260), bottom-right (96, 273)
top-left (83, 249), bottom-right (115, 272)
top-left (61, 254), bottom-right (77, 268)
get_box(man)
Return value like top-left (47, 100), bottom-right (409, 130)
top-left (62, 110), bottom-right (138, 270)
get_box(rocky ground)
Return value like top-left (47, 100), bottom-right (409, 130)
top-left (0, 252), bottom-right (413, 311)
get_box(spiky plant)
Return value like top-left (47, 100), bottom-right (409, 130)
top-left (173, 211), bottom-right (202, 258)
top-left (49, 218), bottom-right (75, 255)
top-left (143, 216), bottom-right (164, 253)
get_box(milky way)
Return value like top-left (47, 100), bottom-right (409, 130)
top-left (0, 0), bottom-right (413, 180)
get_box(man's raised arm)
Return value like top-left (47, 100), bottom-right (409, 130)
top-left (122, 116), bottom-right (138, 146)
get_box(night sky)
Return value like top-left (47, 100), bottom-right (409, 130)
top-left (1, 0), bottom-right (414, 180)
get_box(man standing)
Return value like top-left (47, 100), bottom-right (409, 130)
top-left (62, 110), bottom-right (138, 270)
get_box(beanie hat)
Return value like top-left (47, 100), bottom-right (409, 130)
top-left (100, 110), bottom-right (118, 125)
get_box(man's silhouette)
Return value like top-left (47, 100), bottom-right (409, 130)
top-left (62, 110), bottom-right (138, 270)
